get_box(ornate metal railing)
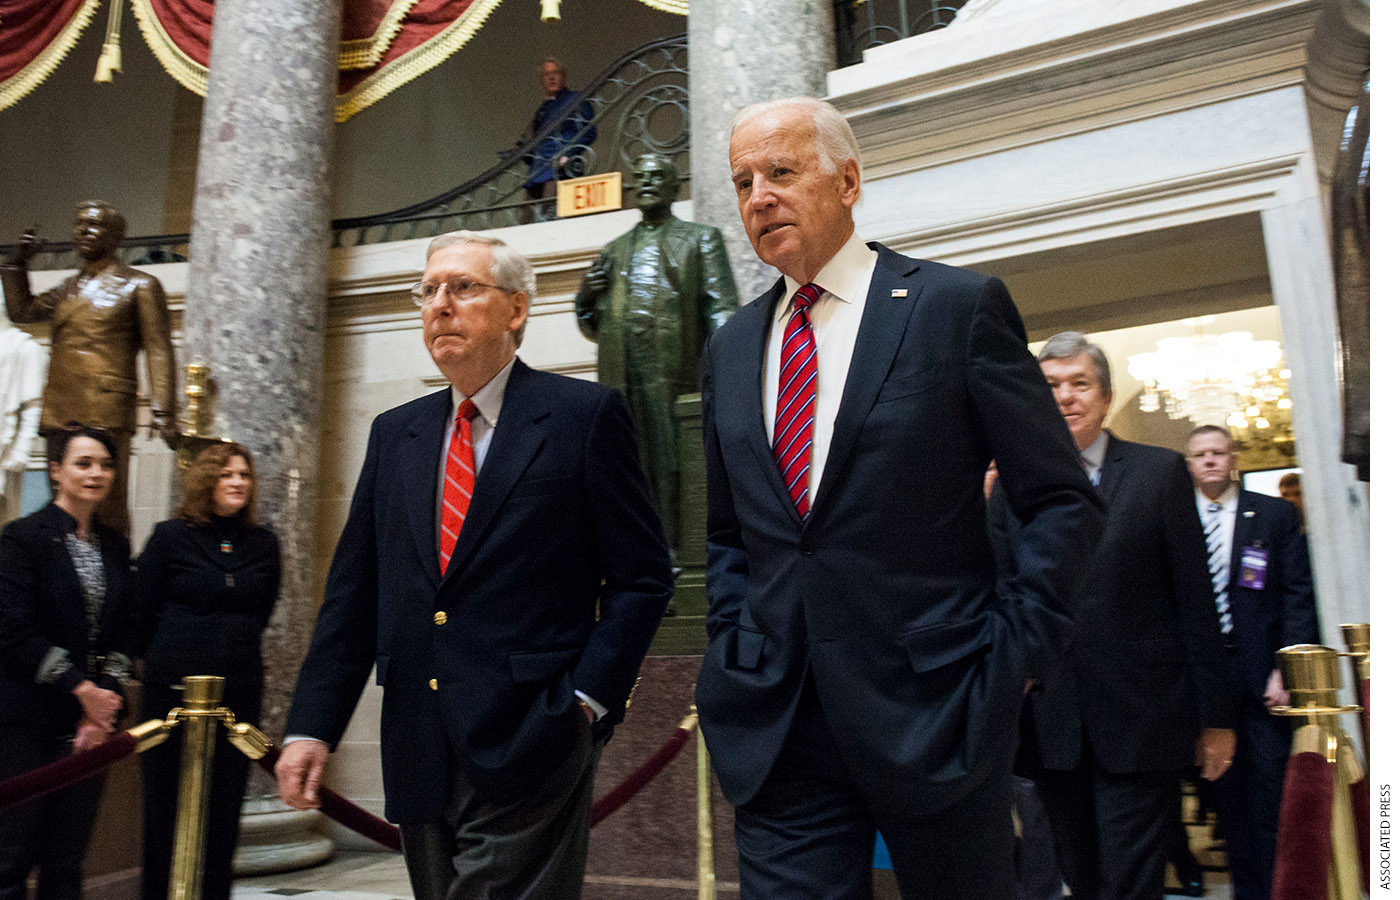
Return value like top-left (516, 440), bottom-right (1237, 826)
top-left (331, 33), bottom-right (689, 245)
top-left (3, 7), bottom-right (976, 270)
top-left (834, 0), bottom-right (968, 67)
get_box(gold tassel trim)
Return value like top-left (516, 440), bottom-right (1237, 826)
top-left (633, 0), bottom-right (686, 13)
top-left (94, 0), bottom-right (126, 82)
top-left (0, 0), bottom-right (104, 111)
top-left (339, 0), bottom-right (418, 70)
top-left (128, 0), bottom-right (208, 96)
top-left (333, 0), bottom-right (507, 122)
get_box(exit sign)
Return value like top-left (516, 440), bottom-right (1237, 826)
top-left (557, 172), bottom-right (622, 218)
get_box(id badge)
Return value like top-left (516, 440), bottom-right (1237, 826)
top-left (1238, 546), bottom-right (1268, 590)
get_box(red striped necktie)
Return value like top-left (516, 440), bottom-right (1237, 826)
top-left (774, 283), bottom-right (822, 519)
top-left (440, 399), bottom-right (477, 574)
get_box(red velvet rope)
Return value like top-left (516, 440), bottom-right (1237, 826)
top-left (1271, 751), bottom-right (1333, 900)
top-left (1352, 777), bottom-right (1368, 894)
top-left (2, 717), bottom-right (697, 851)
top-left (590, 722), bottom-right (694, 827)
top-left (0, 732), bottom-right (137, 811)
top-left (255, 750), bottom-right (403, 852)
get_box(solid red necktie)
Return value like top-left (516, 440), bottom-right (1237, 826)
top-left (440, 399), bottom-right (477, 574)
top-left (773, 283), bottom-right (822, 518)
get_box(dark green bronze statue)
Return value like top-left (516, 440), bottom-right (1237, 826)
top-left (575, 154), bottom-right (739, 548)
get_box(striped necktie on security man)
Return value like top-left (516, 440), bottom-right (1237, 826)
top-left (1204, 502), bottom-right (1233, 634)
top-left (440, 398), bottom-right (477, 574)
top-left (774, 283), bottom-right (822, 519)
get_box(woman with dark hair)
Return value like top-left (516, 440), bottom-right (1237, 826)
top-left (0, 423), bottom-right (134, 900)
top-left (135, 443), bottom-right (280, 900)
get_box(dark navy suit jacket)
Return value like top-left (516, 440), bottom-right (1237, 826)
top-left (697, 243), bottom-right (1104, 811)
top-left (285, 360), bottom-right (672, 821)
top-left (997, 435), bottom-right (1238, 774)
top-left (1221, 489), bottom-right (1317, 707)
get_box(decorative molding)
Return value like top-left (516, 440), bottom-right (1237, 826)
top-left (877, 155), bottom-right (1305, 265)
top-left (832, 0), bottom-right (1319, 175)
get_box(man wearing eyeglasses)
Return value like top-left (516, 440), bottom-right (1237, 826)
top-left (276, 232), bottom-right (672, 900)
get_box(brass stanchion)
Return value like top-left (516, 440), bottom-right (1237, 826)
top-left (696, 708), bottom-right (715, 900)
top-left (1339, 623), bottom-right (1370, 754)
top-left (165, 675), bottom-right (274, 900)
top-left (1274, 645), bottom-right (1365, 900)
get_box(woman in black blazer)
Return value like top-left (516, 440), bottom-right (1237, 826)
top-left (135, 443), bottom-right (280, 900)
top-left (0, 424), bottom-right (134, 900)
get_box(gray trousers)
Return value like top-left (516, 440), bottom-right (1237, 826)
top-left (400, 717), bottom-right (605, 900)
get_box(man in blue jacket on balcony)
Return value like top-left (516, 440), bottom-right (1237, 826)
top-left (522, 58), bottom-right (596, 213)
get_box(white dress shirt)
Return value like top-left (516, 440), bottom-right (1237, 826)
top-left (762, 232), bottom-right (878, 505)
top-left (1079, 431), bottom-right (1109, 486)
top-left (1196, 483), bottom-right (1240, 561)
top-left (436, 356), bottom-right (513, 531)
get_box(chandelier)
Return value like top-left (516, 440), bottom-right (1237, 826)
top-left (1127, 322), bottom-right (1291, 427)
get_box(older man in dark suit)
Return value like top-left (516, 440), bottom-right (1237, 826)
top-left (698, 97), bottom-right (1104, 899)
top-left (276, 232), bottom-right (672, 900)
top-left (998, 332), bottom-right (1238, 900)
top-left (1185, 424), bottom-right (1316, 900)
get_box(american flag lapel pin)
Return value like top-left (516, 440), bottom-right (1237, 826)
top-left (891, 289), bottom-right (908, 298)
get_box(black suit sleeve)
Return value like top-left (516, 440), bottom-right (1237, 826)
top-left (966, 277), bottom-right (1105, 680)
top-left (572, 389), bottom-right (673, 716)
top-left (1161, 457), bottom-right (1237, 730)
top-left (700, 334), bottom-right (748, 641)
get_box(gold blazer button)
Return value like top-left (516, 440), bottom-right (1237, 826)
top-left (429, 678), bottom-right (438, 691)
top-left (433, 611), bottom-right (447, 625)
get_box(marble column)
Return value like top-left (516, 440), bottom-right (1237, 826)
top-left (1260, 169), bottom-right (1369, 642)
top-left (689, 0), bottom-right (836, 301)
top-left (182, 0), bottom-right (340, 795)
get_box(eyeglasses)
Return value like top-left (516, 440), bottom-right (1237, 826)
top-left (410, 277), bottom-right (508, 307)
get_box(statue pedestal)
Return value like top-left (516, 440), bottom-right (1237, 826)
top-left (233, 796), bottom-right (335, 876)
top-left (651, 393), bottom-right (708, 654)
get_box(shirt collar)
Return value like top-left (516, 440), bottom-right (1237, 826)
top-left (779, 232), bottom-right (876, 314)
top-left (1197, 483), bottom-right (1239, 514)
top-left (451, 356), bottom-right (515, 427)
top-left (1080, 430), bottom-right (1109, 470)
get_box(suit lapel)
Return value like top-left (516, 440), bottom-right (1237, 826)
top-left (814, 247), bottom-right (920, 517)
top-left (1096, 434), bottom-right (1128, 506)
top-left (443, 360), bottom-right (547, 581)
top-left (40, 506), bottom-right (86, 621)
top-left (403, 389), bottom-right (454, 581)
top-left (1230, 491), bottom-right (1257, 587)
top-left (740, 279), bottom-right (805, 525)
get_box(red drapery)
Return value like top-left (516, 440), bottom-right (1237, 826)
top-left (129, 0), bottom-right (498, 120)
top-left (0, 0), bottom-right (103, 109)
top-left (3, 0), bottom-right (683, 118)
top-left (0, 0), bottom-right (503, 120)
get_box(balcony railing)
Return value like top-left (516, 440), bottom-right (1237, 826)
top-left (332, 33), bottom-right (689, 246)
top-left (835, 0), bottom-right (968, 67)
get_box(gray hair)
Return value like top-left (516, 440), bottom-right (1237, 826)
top-left (1038, 331), bottom-right (1112, 395)
top-left (424, 231), bottom-right (535, 345)
top-left (731, 97), bottom-right (862, 175)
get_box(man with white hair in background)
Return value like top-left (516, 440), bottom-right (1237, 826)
top-left (276, 232), bottom-right (672, 900)
top-left (698, 97), bottom-right (1104, 898)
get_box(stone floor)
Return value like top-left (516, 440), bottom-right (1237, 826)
top-left (231, 850), bottom-right (739, 900)
top-left (229, 847), bottom-right (1233, 900)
